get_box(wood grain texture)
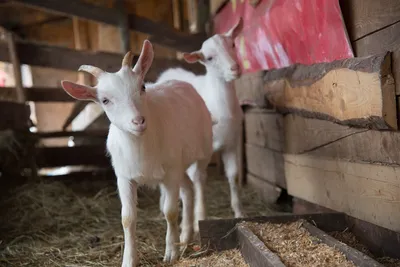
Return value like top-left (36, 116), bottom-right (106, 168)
top-left (234, 71), bottom-right (268, 107)
top-left (285, 115), bottom-right (400, 165)
top-left (263, 53), bottom-right (396, 130)
top-left (237, 225), bottom-right (286, 267)
top-left (0, 87), bottom-right (76, 102)
top-left (339, 0), bottom-right (400, 41)
top-left (284, 154), bottom-right (400, 232)
top-left (0, 101), bottom-right (30, 130)
top-left (247, 174), bottom-right (282, 204)
top-left (0, 41), bottom-right (205, 82)
top-left (245, 144), bottom-right (285, 188)
top-left (244, 109), bottom-right (284, 151)
top-left (353, 21), bottom-right (400, 57)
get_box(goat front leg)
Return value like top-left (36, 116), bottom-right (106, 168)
top-left (160, 180), bottom-right (180, 263)
top-left (117, 177), bottom-right (138, 267)
top-left (222, 147), bottom-right (245, 218)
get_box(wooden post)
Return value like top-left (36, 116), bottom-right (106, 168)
top-left (62, 18), bottom-right (91, 130)
top-left (6, 31), bottom-right (26, 103)
top-left (115, 0), bottom-right (131, 54)
top-left (172, 0), bottom-right (184, 60)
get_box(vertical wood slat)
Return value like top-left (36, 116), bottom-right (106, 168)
top-left (6, 32), bottom-right (26, 103)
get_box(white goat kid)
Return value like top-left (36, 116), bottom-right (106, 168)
top-left (156, 18), bottom-right (245, 224)
top-left (60, 40), bottom-right (213, 266)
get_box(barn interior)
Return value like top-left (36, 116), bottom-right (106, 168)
top-left (0, 0), bottom-right (399, 266)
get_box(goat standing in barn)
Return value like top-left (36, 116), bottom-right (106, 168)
top-left (60, 40), bottom-right (213, 266)
top-left (156, 18), bottom-right (245, 231)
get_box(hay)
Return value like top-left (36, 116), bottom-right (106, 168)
top-left (243, 221), bottom-right (356, 267)
top-left (0, 167), bottom-right (281, 266)
top-left (175, 249), bottom-right (248, 267)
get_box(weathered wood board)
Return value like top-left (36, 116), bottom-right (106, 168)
top-left (263, 53), bottom-right (396, 130)
top-left (285, 114), bottom-right (400, 165)
top-left (245, 144), bottom-right (286, 188)
top-left (339, 0), bottom-right (400, 41)
top-left (284, 154), bottom-right (400, 232)
top-left (246, 173), bottom-right (282, 203)
top-left (244, 109), bottom-right (283, 151)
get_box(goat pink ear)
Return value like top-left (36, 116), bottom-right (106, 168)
top-left (183, 52), bottom-right (203, 63)
top-left (133, 39), bottom-right (154, 79)
top-left (61, 80), bottom-right (97, 101)
top-left (225, 17), bottom-right (243, 39)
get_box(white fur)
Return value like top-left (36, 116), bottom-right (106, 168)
top-left (61, 40), bottom-right (213, 266)
top-left (156, 18), bottom-right (245, 224)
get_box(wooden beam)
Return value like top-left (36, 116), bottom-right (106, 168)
top-left (247, 173), bottom-right (282, 204)
top-left (35, 130), bottom-right (107, 138)
top-left (0, 100), bottom-right (30, 130)
top-left (0, 40), bottom-right (205, 81)
top-left (263, 52), bottom-right (397, 130)
top-left (36, 145), bottom-right (111, 168)
top-left (285, 114), bottom-right (400, 165)
top-left (245, 144), bottom-right (285, 188)
top-left (284, 154), bottom-right (400, 232)
top-left (114, 0), bottom-right (130, 54)
top-left (12, 0), bottom-right (206, 52)
top-left (5, 31), bottom-right (25, 102)
top-left (339, 0), bottom-right (400, 41)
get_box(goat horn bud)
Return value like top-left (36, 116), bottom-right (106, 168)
top-left (122, 51), bottom-right (134, 67)
top-left (78, 65), bottom-right (105, 79)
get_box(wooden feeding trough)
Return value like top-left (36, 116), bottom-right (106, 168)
top-left (199, 213), bottom-right (400, 267)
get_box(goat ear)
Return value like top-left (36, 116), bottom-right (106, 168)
top-left (61, 80), bottom-right (97, 101)
top-left (133, 39), bottom-right (154, 79)
top-left (183, 51), bottom-right (203, 63)
top-left (225, 17), bottom-right (243, 39)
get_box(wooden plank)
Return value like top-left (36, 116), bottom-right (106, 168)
top-left (263, 52), bottom-right (397, 130)
top-left (36, 145), bottom-right (111, 168)
top-left (247, 173), bottom-right (282, 204)
top-left (0, 86), bottom-right (76, 102)
top-left (237, 224), bottom-right (286, 267)
top-left (339, 0), bottom-right (400, 41)
top-left (199, 212), bottom-right (346, 251)
top-left (353, 21), bottom-right (400, 57)
top-left (245, 144), bottom-right (285, 188)
top-left (13, 0), bottom-right (206, 52)
top-left (234, 71), bottom-right (267, 108)
top-left (244, 109), bottom-right (283, 151)
top-left (284, 114), bottom-right (364, 154)
top-left (285, 115), bottom-right (400, 165)
top-left (0, 101), bottom-right (30, 130)
top-left (302, 221), bottom-right (385, 267)
top-left (284, 154), bottom-right (400, 232)
top-left (0, 41), bottom-right (205, 82)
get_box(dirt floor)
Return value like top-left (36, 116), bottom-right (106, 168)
top-left (0, 167), bottom-right (284, 267)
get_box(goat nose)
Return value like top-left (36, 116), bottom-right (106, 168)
top-left (132, 116), bottom-right (145, 125)
top-left (231, 65), bottom-right (239, 71)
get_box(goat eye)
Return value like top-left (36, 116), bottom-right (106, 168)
top-left (207, 56), bottom-right (213, 61)
top-left (141, 84), bottom-right (146, 92)
top-left (102, 98), bottom-right (110, 105)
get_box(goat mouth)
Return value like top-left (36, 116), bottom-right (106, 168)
top-left (132, 127), bottom-right (147, 135)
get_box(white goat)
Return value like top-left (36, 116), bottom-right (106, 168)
top-left (156, 18), bottom-right (245, 222)
top-left (61, 40), bottom-right (213, 266)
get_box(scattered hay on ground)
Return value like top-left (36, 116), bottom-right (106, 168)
top-left (243, 221), bottom-right (356, 267)
top-left (0, 167), bottom-right (281, 266)
top-left (175, 249), bottom-right (248, 267)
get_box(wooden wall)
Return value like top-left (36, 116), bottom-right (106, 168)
top-left (236, 0), bottom-right (400, 232)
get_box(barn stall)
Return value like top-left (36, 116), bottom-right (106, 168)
top-left (0, 0), bottom-right (399, 267)
top-left (0, 1), bottom-right (282, 266)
